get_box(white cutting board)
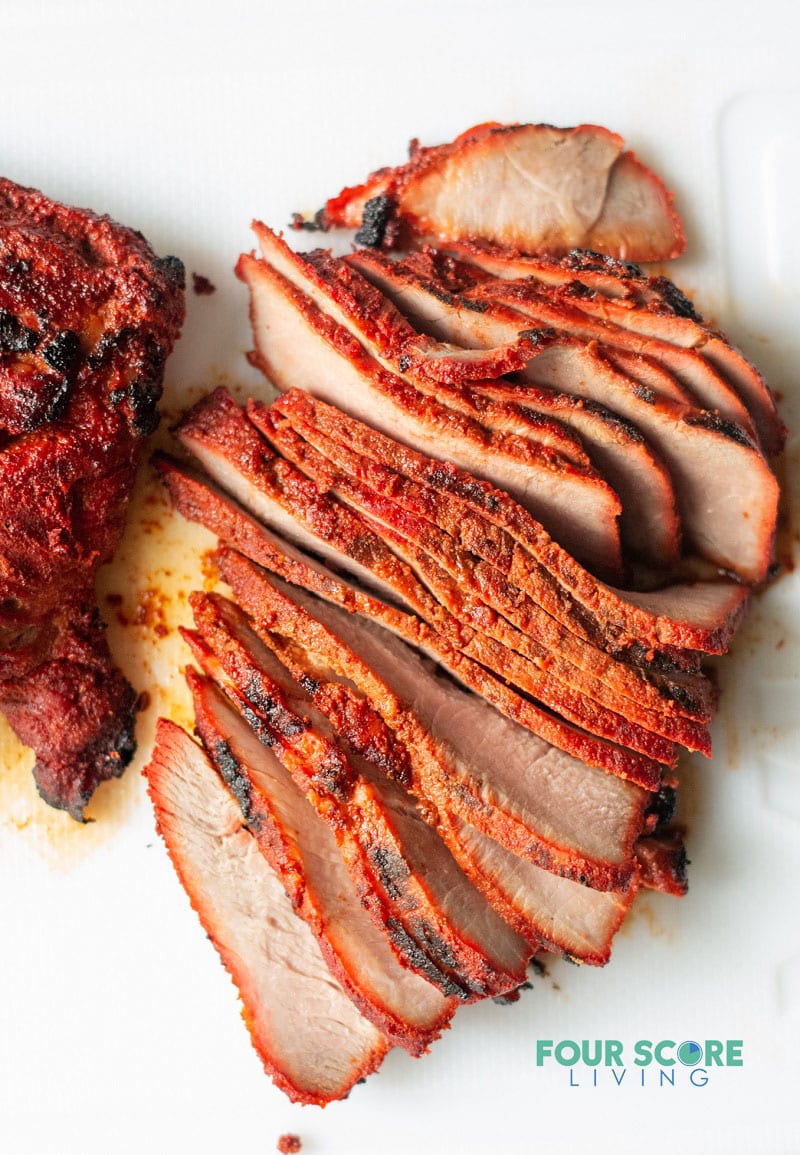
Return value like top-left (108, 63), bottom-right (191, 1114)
top-left (0, 3), bottom-right (798, 1153)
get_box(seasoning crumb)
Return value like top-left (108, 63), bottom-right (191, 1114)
top-left (191, 272), bottom-right (216, 296)
top-left (277, 1135), bottom-right (302, 1154)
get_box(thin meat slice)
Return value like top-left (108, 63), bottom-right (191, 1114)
top-left (188, 670), bottom-right (463, 1001)
top-left (348, 248), bottom-right (681, 568)
top-left (317, 123), bottom-right (684, 261)
top-left (505, 341), bottom-right (778, 583)
top-left (437, 238), bottom-right (700, 307)
top-left (188, 635), bottom-right (530, 1001)
top-left (259, 389), bottom-right (748, 668)
top-left (172, 387), bottom-right (420, 611)
top-left (158, 457), bottom-right (655, 887)
top-left (252, 227), bottom-right (602, 476)
top-left (260, 402), bottom-right (709, 761)
top-left (253, 222), bottom-right (534, 384)
top-left (444, 816), bottom-right (634, 964)
top-left (461, 273), bottom-right (757, 437)
top-left (586, 150), bottom-right (687, 263)
top-left (236, 251), bottom-right (623, 578)
top-left (183, 649), bottom-right (457, 1041)
top-left (144, 719), bottom-right (389, 1105)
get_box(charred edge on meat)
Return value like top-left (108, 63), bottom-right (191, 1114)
top-left (384, 918), bottom-right (469, 1000)
top-left (0, 311), bottom-right (40, 353)
top-left (518, 327), bottom-right (557, 345)
top-left (241, 673), bottom-right (308, 740)
top-left (645, 785), bottom-right (678, 832)
top-left (687, 412), bottom-right (756, 449)
top-left (649, 276), bottom-right (702, 321)
top-left (408, 916), bottom-right (486, 996)
top-left (370, 846), bottom-right (411, 900)
top-left (207, 736), bottom-right (259, 829)
top-left (565, 248), bottom-right (645, 279)
top-left (355, 197), bottom-right (397, 248)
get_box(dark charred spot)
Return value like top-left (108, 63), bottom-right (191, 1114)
top-left (312, 749), bottom-right (350, 799)
top-left (565, 281), bottom-right (594, 299)
top-left (688, 412), bottom-right (755, 448)
top-left (355, 196), bottom-right (396, 248)
top-left (646, 785), bottom-right (678, 832)
top-left (109, 716), bottom-right (137, 768)
top-left (370, 846), bottom-right (410, 899)
top-left (493, 990), bottom-right (522, 1006)
top-left (157, 254), bottom-right (186, 290)
top-left (0, 310), bottom-right (40, 353)
top-left (460, 297), bottom-right (489, 313)
top-left (41, 378), bottom-right (71, 424)
top-left (243, 676), bottom-right (307, 738)
top-left (125, 378), bottom-right (163, 435)
top-left (632, 383), bottom-right (656, 404)
top-left (529, 957), bottom-right (547, 977)
top-left (650, 276), bottom-right (701, 321)
top-left (299, 673), bottom-right (320, 696)
top-left (410, 917), bottom-right (462, 981)
top-left (212, 738), bottom-right (256, 825)
top-left (41, 329), bottom-right (80, 375)
top-left (564, 248), bottom-right (644, 280)
top-left (519, 327), bottom-right (557, 346)
top-left (398, 354), bottom-right (411, 373)
top-left (654, 676), bottom-right (700, 713)
top-left (385, 918), bottom-right (469, 1000)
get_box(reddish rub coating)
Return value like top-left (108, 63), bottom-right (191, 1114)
top-left (0, 178), bottom-right (184, 817)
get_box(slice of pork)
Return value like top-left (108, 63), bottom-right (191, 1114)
top-left (144, 719), bottom-right (389, 1105)
top-left (317, 122), bottom-right (684, 261)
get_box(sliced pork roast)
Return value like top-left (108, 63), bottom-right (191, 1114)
top-left (157, 457), bottom-right (655, 889)
top-left (205, 565), bottom-right (640, 965)
top-left (163, 400), bottom-right (673, 786)
top-left (348, 247), bottom-right (779, 583)
top-left (344, 246), bottom-right (681, 569)
top-left (190, 642), bottom-right (531, 1001)
top-left (236, 248), bottom-right (624, 579)
top-left (314, 122), bottom-right (684, 261)
top-left (257, 402), bottom-right (709, 762)
top-left (242, 388), bottom-right (749, 667)
top-left (181, 622), bottom-right (455, 1048)
top-left (435, 238), bottom-right (785, 455)
top-left (144, 719), bottom-right (390, 1104)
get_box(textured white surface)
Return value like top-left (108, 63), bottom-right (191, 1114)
top-left (0, 3), bottom-right (799, 1153)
